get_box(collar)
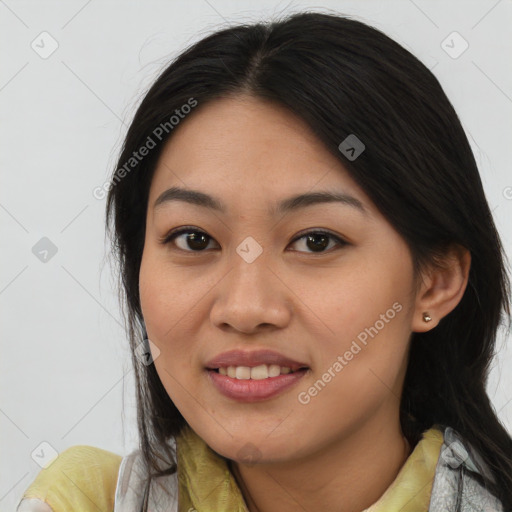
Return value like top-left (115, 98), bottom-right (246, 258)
top-left (176, 425), bottom-right (249, 511)
top-left (175, 425), bottom-right (445, 512)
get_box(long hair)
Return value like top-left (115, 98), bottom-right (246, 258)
top-left (105, 10), bottom-right (512, 508)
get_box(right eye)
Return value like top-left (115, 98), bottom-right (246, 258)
top-left (159, 226), bottom-right (218, 252)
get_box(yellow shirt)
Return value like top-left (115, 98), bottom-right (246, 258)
top-left (17, 426), bottom-right (444, 511)
top-left (17, 445), bottom-right (122, 511)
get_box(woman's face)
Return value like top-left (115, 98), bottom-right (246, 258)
top-left (139, 95), bottom-right (420, 464)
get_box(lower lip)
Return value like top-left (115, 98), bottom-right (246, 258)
top-left (207, 369), bottom-right (308, 402)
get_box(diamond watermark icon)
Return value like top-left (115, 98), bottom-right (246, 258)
top-left (237, 442), bottom-right (262, 466)
top-left (31, 31), bottom-right (59, 59)
top-left (441, 439), bottom-right (469, 469)
top-left (32, 237), bottom-right (58, 263)
top-left (338, 134), bottom-right (365, 161)
top-left (31, 441), bottom-right (59, 469)
top-left (441, 31), bottom-right (469, 59)
top-left (236, 236), bottom-right (263, 263)
top-left (135, 338), bottom-right (161, 366)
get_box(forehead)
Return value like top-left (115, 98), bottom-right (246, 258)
top-left (149, 95), bottom-right (371, 214)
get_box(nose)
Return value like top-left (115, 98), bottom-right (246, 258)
top-left (209, 252), bottom-right (292, 335)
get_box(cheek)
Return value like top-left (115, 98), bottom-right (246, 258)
top-left (139, 254), bottom-right (202, 412)
top-left (138, 248), bottom-right (222, 384)
top-left (140, 248), bottom-right (198, 337)
top-left (304, 250), bottom-right (412, 380)
top-left (139, 250), bottom-right (192, 370)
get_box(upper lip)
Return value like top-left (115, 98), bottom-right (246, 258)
top-left (205, 349), bottom-right (309, 372)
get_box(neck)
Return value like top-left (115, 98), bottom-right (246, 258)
top-left (230, 419), bottom-right (412, 512)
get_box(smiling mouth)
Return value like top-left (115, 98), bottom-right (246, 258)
top-left (206, 365), bottom-right (310, 402)
top-left (209, 364), bottom-right (309, 380)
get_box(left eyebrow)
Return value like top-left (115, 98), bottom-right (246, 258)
top-left (153, 186), bottom-right (367, 217)
top-left (272, 190), bottom-right (367, 217)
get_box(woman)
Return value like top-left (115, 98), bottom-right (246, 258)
top-left (17, 10), bottom-right (512, 512)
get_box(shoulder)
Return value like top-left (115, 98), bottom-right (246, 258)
top-left (16, 445), bottom-right (122, 512)
top-left (429, 425), bottom-right (505, 511)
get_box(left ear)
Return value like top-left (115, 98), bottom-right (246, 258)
top-left (412, 244), bottom-right (471, 332)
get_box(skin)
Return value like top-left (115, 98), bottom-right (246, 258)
top-left (139, 94), bottom-right (471, 512)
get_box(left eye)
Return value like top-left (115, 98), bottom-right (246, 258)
top-left (160, 227), bottom-right (348, 254)
top-left (289, 230), bottom-right (348, 253)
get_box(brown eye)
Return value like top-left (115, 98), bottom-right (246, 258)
top-left (289, 230), bottom-right (348, 254)
top-left (160, 227), bottom-right (217, 252)
top-left (160, 227), bottom-right (348, 254)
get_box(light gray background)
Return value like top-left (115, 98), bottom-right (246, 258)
top-left (1, 0), bottom-right (511, 509)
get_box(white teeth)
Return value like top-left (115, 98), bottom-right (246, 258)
top-left (235, 366), bottom-right (251, 380)
top-left (268, 364), bottom-right (281, 377)
top-left (250, 364), bottom-right (268, 380)
top-left (217, 364), bottom-right (300, 380)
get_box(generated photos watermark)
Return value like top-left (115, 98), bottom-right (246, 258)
top-left (297, 301), bottom-right (403, 405)
top-left (93, 97), bottom-right (198, 200)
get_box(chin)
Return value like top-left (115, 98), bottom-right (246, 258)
top-left (204, 434), bottom-right (301, 466)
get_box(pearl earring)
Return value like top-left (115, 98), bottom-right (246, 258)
top-left (422, 312), bottom-right (432, 322)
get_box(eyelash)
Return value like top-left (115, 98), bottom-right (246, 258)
top-left (158, 226), bottom-right (349, 254)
